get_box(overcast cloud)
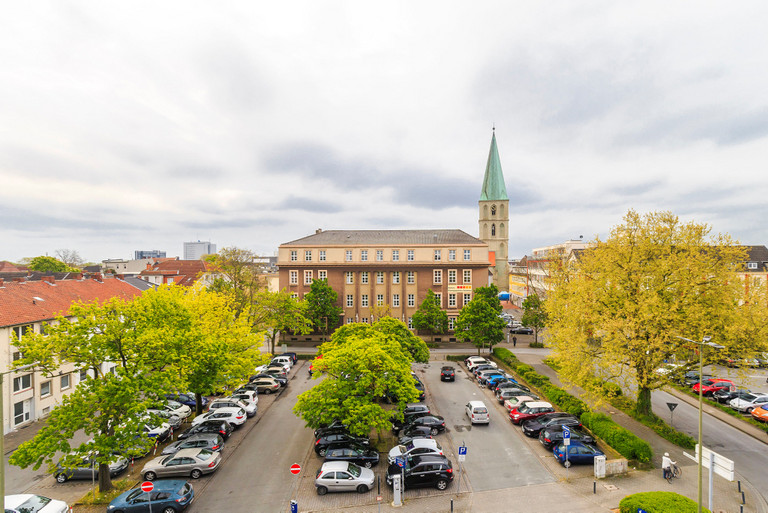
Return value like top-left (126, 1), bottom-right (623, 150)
top-left (2, 1), bottom-right (767, 263)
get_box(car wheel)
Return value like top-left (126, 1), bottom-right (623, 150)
top-left (267, 389), bottom-right (274, 394)
top-left (563, 461), bottom-right (572, 468)
top-left (162, 508), bottom-right (178, 513)
top-left (436, 479), bottom-right (448, 490)
top-left (316, 486), bottom-right (328, 496)
top-left (144, 471), bottom-right (157, 481)
top-left (55, 473), bottom-right (68, 483)
top-left (318, 448), bottom-right (327, 457)
top-left (191, 469), bottom-right (203, 479)
top-left (747, 408), bottom-right (754, 414)
top-left (357, 484), bottom-right (369, 493)
top-left (364, 461), bottom-right (373, 468)
top-left (430, 427), bottom-right (439, 436)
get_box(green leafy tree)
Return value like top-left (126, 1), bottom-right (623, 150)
top-left (546, 210), bottom-right (747, 417)
top-left (204, 247), bottom-right (267, 319)
top-left (27, 256), bottom-right (71, 272)
top-left (323, 318), bottom-right (430, 364)
top-left (304, 279), bottom-right (342, 340)
top-left (455, 286), bottom-right (506, 354)
top-left (412, 290), bottom-right (448, 343)
top-left (249, 289), bottom-right (313, 355)
top-left (522, 293), bottom-right (547, 344)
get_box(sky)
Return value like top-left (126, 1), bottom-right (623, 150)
top-left (2, 1), bottom-right (768, 264)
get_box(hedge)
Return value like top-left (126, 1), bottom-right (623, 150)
top-left (619, 492), bottom-right (710, 513)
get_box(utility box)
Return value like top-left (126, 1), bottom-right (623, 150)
top-left (392, 474), bottom-right (403, 507)
top-left (594, 455), bottom-right (606, 478)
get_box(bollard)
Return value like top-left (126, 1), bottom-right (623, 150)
top-left (593, 481), bottom-right (596, 494)
top-left (290, 499), bottom-right (298, 513)
top-left (738, 480), bottom-right (742, 492)
top-left (742, 491), bottom-right (746, 504)
top-left (451, 498), bottom-right (454, 513)
top-left (740, 505), bottom-right (744, 513)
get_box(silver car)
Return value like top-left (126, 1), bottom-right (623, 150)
top-left (55, 453), bottom-right (129, 483)
top-left (141, 448), bottom-right (222, 480)
top-left (315, 461), bottom-right (375, 495)
top-left (162, 433), bottom-right (224, 455)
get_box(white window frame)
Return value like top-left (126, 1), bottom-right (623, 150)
top-left (449, 293), bottom-right (457, 307)
top-left (361, 272), bottom-right (369, 284)
top-left (305, 250), bottom-right (312, 261)
top-left (360, 250), bottom-right (368, 261)
top-left (346, 272), bottom-right (354, 284)
top-left (463, 269), bottom-right (472, 283)
top-left (448, 317), bottom-right (455, 330)
top-left (61, 374), bottom-right (71, 390)
top-left (393, 294), bottom-right (400, 307)
top-left (346, 294), bottom-right (354, 307)
top-left (347, 317), bottom-right (354, 324)
top-left (449, 249), bottom-right (456, 261)
top-left (13, 374), bottom-right (32, 393)
top-left (318, 270), bottom-right (327, 281)
top-left (464, 249), bottom-right (471, 260)
top-left (319, 250), bottom-right (326, 261)
top-left (291, 292), bottom-right (299, 299)
top-left (376, 294), bottom-right (384, 306)
top-left (448, 269), bottom-right (457, 284)
top-left (290, 250), bottom-right (298, 262)
top-left (407, 271), bottom-right (415, 284)
top-left (393, 249), bottom-right (400, 261)
top-left (361, 294), bottom-right (369, 307)
top-left (346, 250), bottom-right (353, 262)
top-left (376, 272), bottom-right (384, 284)
top-left (434, 292), bottom-right (442, 306)
top-left (392, 271), bottom-right (400, 284)
top-left (41, 380), bottom-right (51, 397)
top-left (408, 317), bottom-right (413, 329)
top-left (407, 249), bottom-right (414, 261)
top-left (408, 294), bottom-right (415, 307)
top-left (434, 250), bottom-right (441, 261)
top-left (463, 293), bottom-right (471, 306)
top-left (13, 399), bottom-right (30, 426)
top-left (376, 250), bottom-right (384, 261)
top-left (289, 270), bottom-right (298, 285)
top-left (304, 270), bottom-right (313, 285)
top-left (433, 270), bottom-right (442, 284)
top-left (748, 262), bottom-right (758, 269)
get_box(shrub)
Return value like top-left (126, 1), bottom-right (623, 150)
top-left (581, 412), bottom-right (652, 463)
top-left (619, 491), bottom-right (710, 513)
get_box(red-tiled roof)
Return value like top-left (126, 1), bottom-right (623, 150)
top-left (0, 276), bottom-right (145, 327)
top-left (0, 261), bottom-right (22, 272)
top-left (137, 260), bottom-right (209, 287)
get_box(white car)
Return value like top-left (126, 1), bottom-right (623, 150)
top-left (464, 356), bottom-right (487, 369)
top-left (271, 355), bottom-right (294, 369)
top-left (164, 399), bottom-right (192, 420)
top-left (504, 396), bottom-right (536, 411)
top-left (230, 392), bottom-right (259, 416)
top-left (192, 407), bottom-right (247, 428)
top-left (209, 397), bottom-right (256, 418)
top-left (231, 389), bottom-right (258, 406)
top-left (729, 393), bottom-right (768, 413)
top-left (5, 494), bottom-right (69, 513)
top-left (387, 438), bottom-right (443, 464)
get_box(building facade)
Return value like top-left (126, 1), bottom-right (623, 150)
top-left (135, 250), bottom-right (167, 260)
top-left (277, 230), bottom-right (489, 335)
top-left (183, 241), bottom-right (217, 260)
top-left (478, 129), bottom-right (510, 292)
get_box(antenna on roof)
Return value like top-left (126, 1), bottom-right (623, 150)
top-left (492, 123), bottom-right (495, 132)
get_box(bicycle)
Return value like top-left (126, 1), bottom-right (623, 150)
top-left (665, 463), bottom-right (682, 483)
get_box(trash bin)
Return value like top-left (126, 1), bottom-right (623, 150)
top-left (594, 455), bottom-right (606, 478)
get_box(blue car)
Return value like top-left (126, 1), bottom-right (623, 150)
top-left (166, 393), bottom-right (208, 410)
top-left (107, 479), bottom-right (194, 512)
top-left (553, 440), bottom-right (604, 468)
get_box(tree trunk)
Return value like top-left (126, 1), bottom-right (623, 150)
top-left (195, 392), bottom-right (204, 415)
top-left (635, 386), bottom-right (653, 417)
top-left (98, 464), bottom-right (113, 493)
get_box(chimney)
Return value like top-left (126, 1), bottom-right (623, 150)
top-left (147, 263), bottom-right (152, 270)
top-left (316, 228), bottom-right (322, 234)
top-left (116, 274), bottom-right (125, 280)
top-left (41, 276), bottom-right (55, 284)
top-left (73, 273), bottom-right (83, 280)
top-left (0, 278), bottom-right (3, 286)
top-left (93, 273), bottom-right (103, 282)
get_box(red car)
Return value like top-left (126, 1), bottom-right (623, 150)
top-left (309, 354), bottom-right (323, 376)
top-left (692, 378), bottom-right (733, 396)
top-left (509, 401), bottom-right (555, 424)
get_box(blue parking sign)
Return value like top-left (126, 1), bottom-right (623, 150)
top-left (395, 456), bottom-right (406, 468)
top-left (562, 426), bottom-right (571, 439)
top-left (458, 446), bottom-right (467, 456)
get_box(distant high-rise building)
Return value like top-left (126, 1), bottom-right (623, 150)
top-left (134, 250), bottom-right (167, 260)
top-left (184, 241), bottom-right (217, 260)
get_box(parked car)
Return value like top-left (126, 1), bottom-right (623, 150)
top-left (503, 396), bottom-right (537, 412)
top-left (5, 494), bottom-right (69, 513)
top-left (165, 393), bottom-right (208, 410)
top-left (314, 420), bottom-right (348, 439)
top-left (692, 378), bottom-right (734, 396)
top-left (509, 401), bottom-right (555, 424)
top-left (477, 370), bottom-right (505, 386)
top-left (486, 374), bottom-right (517, 390)
top-left (553, 441), bottom-right (604, 467)
top-left (521, 413), bottom-right (581, 438)
top-left (465, 400), bottom-right (490, 424)
top-left (192, 407), bottom-right (247, 429)
top-left (680, 371), bottom-right (713, 387)
top-left (271, 355), bottom-right (294, 369)
top-left (163, 400), bottom-right (192, 420)
top-left (397, 425), bottom-right (434, 445)
top-left (55, 453), bottom-right (129, 483)
top-left (227, 394), bottom-right (258, 417)
top-left (713, 387), bottom-right (751, 405)
top-left (464, 356), bottom-right (488, 369)
top-left (315, 433), bottom-right (370, 457)
top-left (385, 454), bottom-right (453, 490)
top-left (440, 366), bottom-right (456, 381)
top-left (414, 379), bottom-right (426, 401)
top-left (388, 438), bottom-right (443, 464)
top-left (509, 325), bottom-right (534, 335)
top-left (315, 461), bottom-right (375, 495)
top-left (723, 357), bottom-right (760, 368)
top-left (162, 434), bottom-right (224, 455)
top-left (499, 389), bottom-right (538, 405)
top-left (729, 393), bottom-right (768, 414)
top-left (252, 370), bottom-right (288, 386)
top-left (147, 408), bottom-right (182, 430)
top-left (208, 397), bottom-right (251, 415)
top-left (243, 377), bottom-right (280, 394)
top-left (391, 404), bottom-right (430, 426)
top-left (107, 479), bottom-right (194, 512)
top-left (177, 420), bottom-right (233, 441)
top-left (141, 448), bottom-right (221, 481)
top-left (396, 415), bottom-right (446, 436)
top-left (392, 410), bottom-right (432, 429)
top-left (472, 364), bottom-right (498, 377)
top-left (140, 419), bottom-right (171, 443)
top-left (751, 405), bottom-right (768, 422)
top-left (495, 381), bottom-right (530, 397)
top-left (279, 352), bottom-right (298, 364)
top-left (325, 443), bottom-right (380, 468)
top-left (539, 426), bottom-right (594, 450)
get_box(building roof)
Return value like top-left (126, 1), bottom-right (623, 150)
top-left (0, 275), bottom-right (145, 328)
top-left (282, 229), bottom-right (486, 246)
top-left (138, 259), bottom-right (210, 286)
top-left (744, 245), bottom-right (768, 271)
top-left (479, 130), bottom-right (508, 202)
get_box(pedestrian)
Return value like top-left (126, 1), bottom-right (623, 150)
top-left (662, 452), bottom-right (676, 480)
top-left (512, 336), bottom-right (517, 347)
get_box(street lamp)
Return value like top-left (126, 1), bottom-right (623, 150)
top-left (676, 335), bottom-right (724, 513)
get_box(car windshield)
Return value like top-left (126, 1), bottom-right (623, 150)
top-left (347, 463), bottom-right (362, 477)
top-left (197, 449), bottom-right (214, 460)
top-left (167, 400), bottom-right (183, 409)
top-left (13, 495), bottom-right (53, 512)
top-left (743, 393), bottom-right (758, 401)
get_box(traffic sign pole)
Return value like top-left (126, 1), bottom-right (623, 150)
top-left (141, 482), bottom-right (154, 513)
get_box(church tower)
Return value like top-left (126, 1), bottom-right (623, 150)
top-left (479, 128), bottom-right (510, 292)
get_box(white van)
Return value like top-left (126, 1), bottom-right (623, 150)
top-left (465, 400), bottom-right (490, 424)
top-left (271, 355), bottom-right (293, 370)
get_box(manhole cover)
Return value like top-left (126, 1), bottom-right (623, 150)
top-left (603, 484), bottom-right (619, 491)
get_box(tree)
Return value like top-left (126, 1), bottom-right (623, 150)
top-left (54, 249), bottom-right (85, 268)
top-left (303, 279), bottom-right (342, 340)
top-left (27, 256), bottom-right (70, 272)
top-left (204, 247), bottom-right (267, 319)
top-left (412, 290), bottom-right (448, 343)
top-left (546, 210), bottom-right (747, 417)
top-left (323, 318), bottom-right (430, 364)
top-left (455, 286), bottom-right (506, 354)
top-left (521, 294), bottom-right (547, 344)
top-left (249, 289), bottom-right (312, 355)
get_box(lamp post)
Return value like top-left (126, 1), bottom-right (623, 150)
top-left (676, 335), bottom-right (724, 513)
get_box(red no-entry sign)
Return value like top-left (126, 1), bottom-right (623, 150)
top-left (290, 463), bottom-right (301, 475)
top-left (141, 481), bottom-right (154, 493)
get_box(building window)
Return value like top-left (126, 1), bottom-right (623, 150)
top-left (61, 374), bottom-right (71, 390)
top-left (434, 250), bottom-right (441, 261)
top-left (393, 250), bottom-right (400, 261)
top-left (41, 380), bottom-right (51, 397)
top-left (393, 272), bottom-right (400, 284)
top-left (376, 250), bottom-right (384, 261)
top-left (12, 324), bottom-right (33, 341)
top-left (290, 250), bottom-right (298, 262)
top-left (361, 295), bottom-right (369, 307)
top-left (433, 270), bottom-right (442, 284)
top-left (491, 224), bottom-right (496, 236)
top-left (361, 250), bottom-right (368, 261)
top-left (491, 205), bottom-right (497, 216)
top-left (449, 249), bottom-right (456, 261)
top-left (346, 272), bottom-right (354, 284)
top-left (12, 351), bottom-right (22, 361)
top-left (319, 250), bottom-right (326, 261)
top-left (361, 317), bottom-right (369, 324)
top-left (434, 293), bottom-right (442, 306)
top-left (408, 317), bottom-right (413, 329)
top-left (463, 293), bottom-right (471, 306)
top-left (42, 406), bottom-right (51, 416)
top-left (448, 317), bottom-right (455, 330)
top-left (305, 250), bottom-right (312, 261)
top-left (408, 294), bottom-right (415, 307)
top-left (448, 270), bottom-right (457, 284)
top-left (347, 295), bottom-right (354, 307)
top-left (748, 262), bottom-right (758, 269)
top-left (346, 250), bottom-right (353, 262)
top-left (464, 249), bottom-right (471, 260)
top-left (13, 374), bottom-right (31, 393)
top-left (407, 250), bottom-right (414, 261)
top-left (13, 400), bottom-right (30, 426)
top-left (289, 270), bottom-right (298, 285)
top-left (377, 294), bottom-right (384, 306)
top-left (361, 272), bottom-right (369, 284)
top-left (304, 270), bottom-right (313, 285)
top-left (376, 272), bottom-right (384, 284)
top-left (79, 369), bottom-right (88, 382)
top-left (407, 271), bottom-right (415, 284)
top-left (318, 270), bottom-right (327, 280)
top-left (393, 294), bottom-right (400, 307)
top-left (463, 270), bottom-right (471, 283)
top-left (291, 293), bottom-right (299, 299)
top-left (449, 293), bottom-right (457, 307)
top-left (347, 318), bottom-right (354, 324)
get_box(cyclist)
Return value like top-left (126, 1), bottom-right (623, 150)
top-left (662, 452), bottom-right (676, 480)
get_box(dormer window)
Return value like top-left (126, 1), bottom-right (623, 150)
top-left (748, 262), bottom-right (758, 270)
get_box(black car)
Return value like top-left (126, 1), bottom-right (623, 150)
top-left (494, 381), bottom-right (531, 397)
top-left (315, 433), bottom-right (370, 456)
top-left (509, 325), bottom-right (533, 335)
top-left (521, 413), bottom-right (581, 438)
top-left (398, 425), bottom-right (434, 445)
top-left (498, 388), bottom-right (539, 405)
top-left (680, 371), bottom-right (713, 387)
top-left (414, 380), bottom-right (426, 401)
top-left (386, 454), bottom-right (453, 490)
top-left (396, 415), bottom-right (446, 436)
top-left (391, 404), bottom-right (431, 427)
top-left (178, 420), bottom-right (233, 441)
top-left (472, 364), bottom-right (497, 376)
top-left (440, 366), bottom-right (455, 381)
top-left (314, 420), bottom-right (348, 439)
top-left (713, 387), bottom-right (751, 404)
top-left (324, 443), bottom-right (380, 468)
top-left (539, 426), bottom-right (594, 450)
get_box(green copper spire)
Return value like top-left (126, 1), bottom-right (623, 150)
top-left (480, 129), bottom-right (508, 201)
